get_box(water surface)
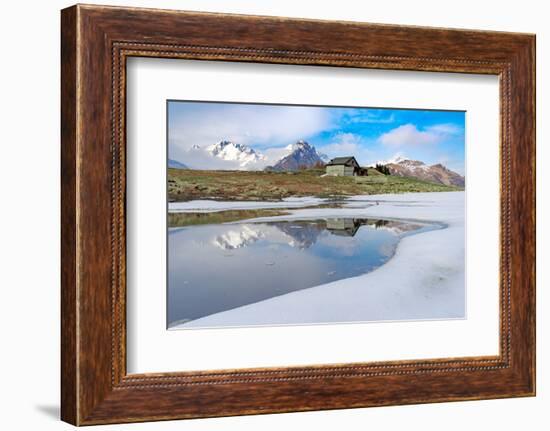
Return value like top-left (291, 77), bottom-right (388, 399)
top-left (168, 217), bottom-right (440, 328)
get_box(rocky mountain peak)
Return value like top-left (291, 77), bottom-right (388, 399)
top-left (268, 140), bottom-right (324, 171)
top-left (382, 157), bottom-right (465, 187)
top-left (206, 140), bottom-right (266, 168)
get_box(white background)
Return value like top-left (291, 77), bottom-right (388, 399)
top-left (127, 59), bottom-right (499, 373)
top-left (0, 0), bottom-right (547, 430)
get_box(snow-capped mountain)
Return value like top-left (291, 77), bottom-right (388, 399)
top-left (379, 157), bottom-right (465, 187)
top-left (212, 222), bottom-right (325, 251)
top-left (181, 139), bottom-right (326, 171)
top-left (212, 225), bottom-right (265, 250)
top-left (267, 140), bottom-right (325, 171)
top-left (206, 140), bottom-right (266, 169)
top-left (168, 158), bottom-right (188, 169)
top-left (373, 155), bottom-right (408, 166)
top-left (272, 221), bottom-right (325, 249)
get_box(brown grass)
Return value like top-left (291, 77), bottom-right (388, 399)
top-left (168, 168), bottom-right (462, 202)
top-left (168, 209), bottom-right (289, 227)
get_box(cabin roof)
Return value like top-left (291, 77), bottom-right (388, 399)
top-left (326, 156), bottom-right (358, 166)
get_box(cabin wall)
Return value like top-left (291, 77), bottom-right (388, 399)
top-left (326, 165), bottom-right (345, 176)
top-left (343, 166), bottom-right (355, 176)
top-left (326, 165), bottom-right (360, 176)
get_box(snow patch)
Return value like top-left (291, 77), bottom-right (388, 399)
top-left (169, 196), bottom-right (327, 213)
top-left (171, 192), bottom-right (465, 329)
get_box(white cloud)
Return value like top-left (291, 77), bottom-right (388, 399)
top-left (378, 122), bottom-right (463, 148)
top-left (169, 104), bottom-right (334, 167)
top-left (426, 123), bottom-right (463, 135)
top-left (346, 111), bottom-right (395, 124)
top-left (262, 147), bottom-right (294, 164)
top-left (320, 133), bottom-right (361, 154)
top-left (319, 133), bottom-right (371, 165)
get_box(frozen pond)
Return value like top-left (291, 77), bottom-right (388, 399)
top-left (168, 217), bottom-right (441, 328)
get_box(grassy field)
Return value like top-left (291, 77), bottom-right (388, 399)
top-left (168, 167), bottom-right (462, 202)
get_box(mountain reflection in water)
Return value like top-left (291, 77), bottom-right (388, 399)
top-left (168, 217), bottom-right (440, 328)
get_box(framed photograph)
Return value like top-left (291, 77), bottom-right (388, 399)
top-left (61, 4), bottom-right (536, 425)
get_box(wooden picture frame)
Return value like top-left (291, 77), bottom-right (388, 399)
top-left (61, 4), bottom-right (535, 425)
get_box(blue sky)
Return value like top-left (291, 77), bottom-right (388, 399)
top-left (168, 101), bottom-right (465, 174)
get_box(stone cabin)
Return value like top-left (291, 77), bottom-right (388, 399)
top-left (325, 156), bottom-right (367, 176)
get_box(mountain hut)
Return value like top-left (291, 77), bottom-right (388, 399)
top-left (325, 156), bottom-right (367, 176)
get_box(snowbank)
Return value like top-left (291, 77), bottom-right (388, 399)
top-left (169, 196), bottom-right (326, 213)
top-left (172, 192), bottom-right (465, 329)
